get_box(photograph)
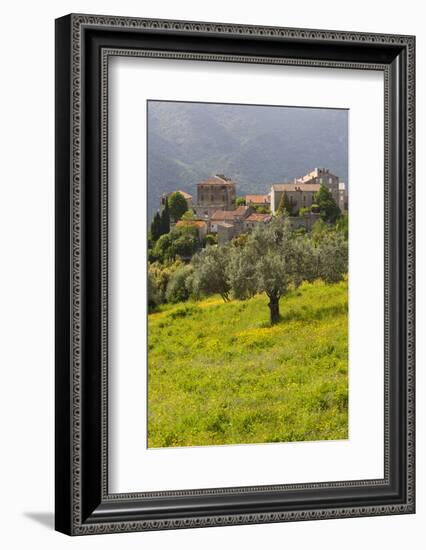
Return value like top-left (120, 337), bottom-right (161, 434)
top-left (147, 100), bottom-right (349, 448)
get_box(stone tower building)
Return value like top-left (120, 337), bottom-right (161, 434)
top-left (194, 174), bottom-right (236, 218)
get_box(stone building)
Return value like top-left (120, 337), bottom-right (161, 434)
top-left (299, 167), bottom-right (339, 188)
top-left (243, 212), bottom-right (272, 232)
top-left (211, 207), bottom-right (275, 242)
top-left (210, 205), bottom-right (254, 233)
top-left (288, 211), bottom-right (321, 230)
top-left (270, 182), bottom-right (320, 214)
top-left (216, 222), bottom-right (236, 245)
top-left (270, 168), bottom-right (347, 214)
top-left (338, 182), bottom-right (348, 211)
top-left (245, 194), bottom-right (271, 208)
top-left (194, 174), bottom-right (236, 218)
top-left (157, 169), bottom-right (346, 247)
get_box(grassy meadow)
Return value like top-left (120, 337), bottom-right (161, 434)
top-left (147, 279), bottom-right (348, 448)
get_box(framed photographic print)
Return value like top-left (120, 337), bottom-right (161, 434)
top-left (55, 14), bottom-right (415, 535)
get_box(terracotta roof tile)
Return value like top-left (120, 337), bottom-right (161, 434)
top-left (211, 210), bottom-right (237, 221)
top-left (166, 189), bottom-right (193, 199)
top-left (211, 206), bottom-right (250, 221)
top-left (246, 194), bottom-right (270, 204)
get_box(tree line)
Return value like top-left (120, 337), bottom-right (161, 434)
top-left (149, 185), bottom-right (344, 265)
top-left (150, 191), bottom-right (189, 241)
top-left (149, 215), bottom-right (348, 325)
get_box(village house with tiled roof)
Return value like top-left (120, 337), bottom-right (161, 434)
top-left (161, 168), bottom-right (347, 245)
top-left (245, 194), bottom-right (271, 208)
top-left (243, 212), bottom-right (273, 231)
top-left (270, 182), bottom-right (321, 214)
top-left (270, 168), bottom-right (346, 214)
top-left (193, 174), bottom-right (236, 219)
top-left (210, 205), bottom-right (254, 232)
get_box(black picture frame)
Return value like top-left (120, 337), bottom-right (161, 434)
top-left (55, 13), bottom-right (415, 536)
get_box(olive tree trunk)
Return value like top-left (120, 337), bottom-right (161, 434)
top-left (268, 294), bottom-right (280, 325)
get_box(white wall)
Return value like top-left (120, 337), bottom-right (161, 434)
top-left (0, 0), bottom-right (423, 548)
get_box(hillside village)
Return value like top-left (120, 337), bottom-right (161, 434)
top-left (154, 168), bottom-right (347, 246)
top-left (148, 166), bottom-right (349, 322)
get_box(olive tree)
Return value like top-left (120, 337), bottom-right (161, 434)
top-left (306, 223), bottom-right (348, 283)
top-left (226, 245), bottom-right (257, 300)
top-left (226, 217), bottom-right (305, 323)
top-left (226, 217), bottom-right (347, 325)
top-left (148, 260), bottom-right (183, 304)
top-left (165, 264), bottom-right (194, 303)
top-left (153, 227), bottom-right (199, 262)
top-left (188, 217), bottom-right (348, 325)
top-left (315, 231), bottom-right (348, 283)
top-left (191, 245), bottom-right (231, 302)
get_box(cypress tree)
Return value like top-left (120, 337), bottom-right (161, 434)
top-left (160, 199), bottom-right (170, 235)
top-left (277, 191), bottom-right (293, 216)
top-left (150, 211), bottom-right (162, 241)
top-left (314, 184), bottom-right (341, 223)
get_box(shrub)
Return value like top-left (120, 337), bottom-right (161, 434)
top-left (153, 227), bottom-right (199, 262)
top-left (316, 232), bottom-right (348, 284)
top-left (166, 265), bottom-right (194, 303)
top-left (253, 205), bottom-right (270, 214)
top-left (148, 272), bottom-right (160, 310)
top-left (191, 245), bottom-right (231, 302)
top-left (203, 233), bottom-right (218, 247)
top-left (335, 213), bottom-right (349, 240)
top-left (299, 207), bottom-right (311, 217)
top-left (148, 260), bottom-right (183, 304)
top-left (168, 192), bottom-right (188, 222)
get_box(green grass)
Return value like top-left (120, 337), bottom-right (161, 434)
top-left (148, 279), bottom-right (348, 448)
